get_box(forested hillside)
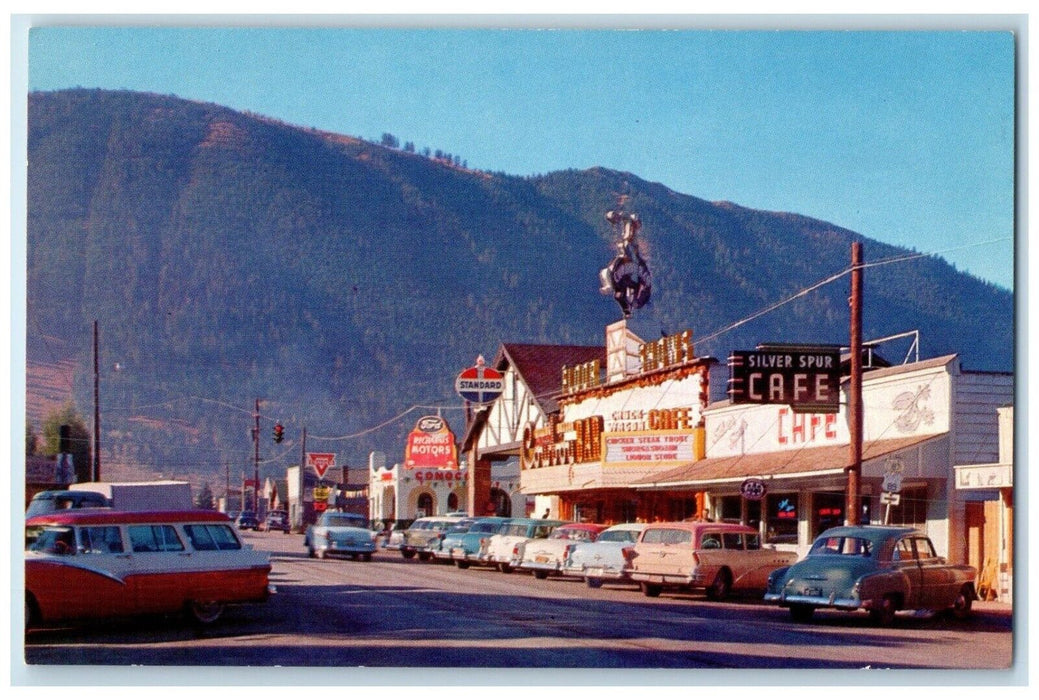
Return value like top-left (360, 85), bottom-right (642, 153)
top-left (25, 89), bottom-right (1014, 487)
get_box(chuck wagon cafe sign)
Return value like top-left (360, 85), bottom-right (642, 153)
top-left (728, 346), bottom-right (841, 413)
top-left (404, 415), bottom-right (459, 469)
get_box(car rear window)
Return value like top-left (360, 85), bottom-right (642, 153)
top-left (184, 523), bottom-right (242, 551)
top-left (129, 525), bottom-right (184, 553)
top-left (810, 536), bottom-right (873, 557)
top-left (598, 529), bottom-right (639, 543)
top-left (642, 528), bottom-right (692, 545)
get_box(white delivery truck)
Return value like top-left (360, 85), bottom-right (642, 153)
top-left (69, 480), bottom-right (194, 511)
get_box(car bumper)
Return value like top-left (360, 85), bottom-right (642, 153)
top-left (563, 565), bottom-right (628, 581)
top-left (318, 542), bottom-right (377, 555)
top-left (520, 559), bottom-right (562, 572)
top-left (764, 589), bottom-right (861, 610)
top-left (630, 571), bottom-right (708, 587)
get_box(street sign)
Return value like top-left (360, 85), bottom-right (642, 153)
top-left (455, 356), bottom-right (504, 404)
top-left (882, 472), bottom-right (904, 494)
top-left (740, 477), bottom-right (767, 501)
top-left (728, 346), bottom-right (841, 413)
top-left (307, 452), bottom-right (336, 479)
top-left (880, 492), bottom-right (901, 506)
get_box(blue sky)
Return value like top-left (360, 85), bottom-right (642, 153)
top-left (24, 23), bottom-right (1017, 290)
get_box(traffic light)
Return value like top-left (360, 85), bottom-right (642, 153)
top-left (273, 422), bottom-right (284, 444)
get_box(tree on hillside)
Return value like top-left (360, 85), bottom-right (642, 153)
top-left (196, 483), bottom-right (216, 510)
top-left (41, 402), bottom-right (92, 483)
top-left (26, 422), bottom-right (38, 457)
top-left (380, 133), bottom-right (400, 149)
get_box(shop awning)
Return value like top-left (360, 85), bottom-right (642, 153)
top-left (634, 433), bottom-right (945, 490)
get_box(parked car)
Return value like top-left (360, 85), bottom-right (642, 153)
top-left (430, 518), bottom-right (477, 563)
top-left (562, 522), bottom-right (648, 587)
top-left (381, 521), bottom-right (410, 551)
top-left (234, 511), bottom-right (260, 530)
top-left (519, 523), bottom-right (608, 579)
top-left (478, 518), bottom-right (565, 573)
top-left (628, 521), bottom-right (797, 600)
top-left (25, 509), bottom-right (272, 628)
top-left (443, 517), bottom-right (511, 569)
top-left (399, 515), bottom-right (469, 561)
top-left (764, 525), bottom-right (977, 625)
top-left (264, 510), bottom-right (290, 533)
top-left (26, 490), bottom-right (111, 519)
top-left (304, 511), bottom-right (376, 560)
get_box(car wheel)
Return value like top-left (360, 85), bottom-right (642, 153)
top-left (418, 552), bottom-right (432, 562)
top-left (187, 600), bottom-right (225, 625)
top-left (586, 577), bottom-right (603, 589)
top-left (499, 563), bottom-right (514, 573)
top-left (533, 570), bottom-right (549, 580)
top-left (25, 593), bottom-right (40, 631)
top-left (402, 550), bottom-right (416, 559)
top-left (951, 584), bottom-right (974, 620)
top-left (361, 553), bottom-right (372, 562)
top-left (869, 594), bottom-right (899, 626)
top-left (789, 604), bottom-right (815, 622)
top-left (705, 569), bottom-right (732, 601)
top-left (640, 582), bottom-right (662, 598)
top-left (349, 553), bottom-right (359, 560)
top-left (456, 561), bottom-right (470, 570)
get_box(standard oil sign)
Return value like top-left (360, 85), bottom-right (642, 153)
top-left (728, 346), bottom-right (841, 413)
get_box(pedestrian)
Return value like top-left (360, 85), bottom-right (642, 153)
top-left (542, 508), bottom-right (550, 519)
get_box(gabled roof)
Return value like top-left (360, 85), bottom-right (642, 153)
top-left (462, 342), bottom-right (603, 452)
top-left (496, 343), bottom-right (604, 414)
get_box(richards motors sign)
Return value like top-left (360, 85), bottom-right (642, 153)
top-left (727, 346), bottom-right (841, 413)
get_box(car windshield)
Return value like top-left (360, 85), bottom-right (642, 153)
top-left (550, 528), bottom-right (595, 541)
top-left (323, 514), bottom-right (367, 528)
top-left (597, 530), bottom-right (638, 543)
top-left (472, 522), bottom-right (502, 533)
top-left (29, 526), bottom-right (76, 554)
top-left (809, 535), bottom-right (873, 557)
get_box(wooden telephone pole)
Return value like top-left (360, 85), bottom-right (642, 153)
top-left (847, 242), bottom-right (864, 525)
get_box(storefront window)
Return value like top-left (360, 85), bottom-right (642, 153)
top-left (885, 486), bottom-right (927, 527)
top-left (765, 493), bottom-right (799, 544)
top-left (718, 496), bottom-right (742, 523)
top-left (812, 492), bottom-right (845, 538)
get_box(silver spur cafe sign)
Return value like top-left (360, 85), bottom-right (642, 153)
top-left (727, 346), bottom-right (841, 414)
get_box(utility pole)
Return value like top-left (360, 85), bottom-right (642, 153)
top-left (253, 398), bottom-right (261, 513)
top-left (92, 320), bottom-right (101, 481)
top-left (847, 242), bottom-right (864, 526)
top-left (299, 426), bottom-right (307, 530)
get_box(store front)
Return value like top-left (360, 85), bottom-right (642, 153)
top-left (634, 355), bottom-right (1011, 562)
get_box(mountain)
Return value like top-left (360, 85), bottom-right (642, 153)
top-left (24, 88), bottom-right (1014, 489)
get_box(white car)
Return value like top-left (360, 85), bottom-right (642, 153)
top-left (519, 523), bottom-right (607, 579)
top-left (561, 522), bottom-right (648, 587)
top-left (304, 511), bottom-right (376, 561)
top-left (479, 518), bottom-right (563, 573)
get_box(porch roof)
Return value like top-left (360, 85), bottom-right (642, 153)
top-left (633, 433), bottom-right (943, 489)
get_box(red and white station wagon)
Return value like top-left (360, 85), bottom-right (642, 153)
top-left (25, 509), bottom-right (273, 628)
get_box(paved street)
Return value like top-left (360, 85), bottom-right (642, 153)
top-left (21, 530), bottom-right (1015, 681)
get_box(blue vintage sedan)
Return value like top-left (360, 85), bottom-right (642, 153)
top-left (764, 525), bottom-right (977, 625)
top-left (304, 511), bottom-right (376, 561)
top-left (443, 517), bottom-right (511, 569)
